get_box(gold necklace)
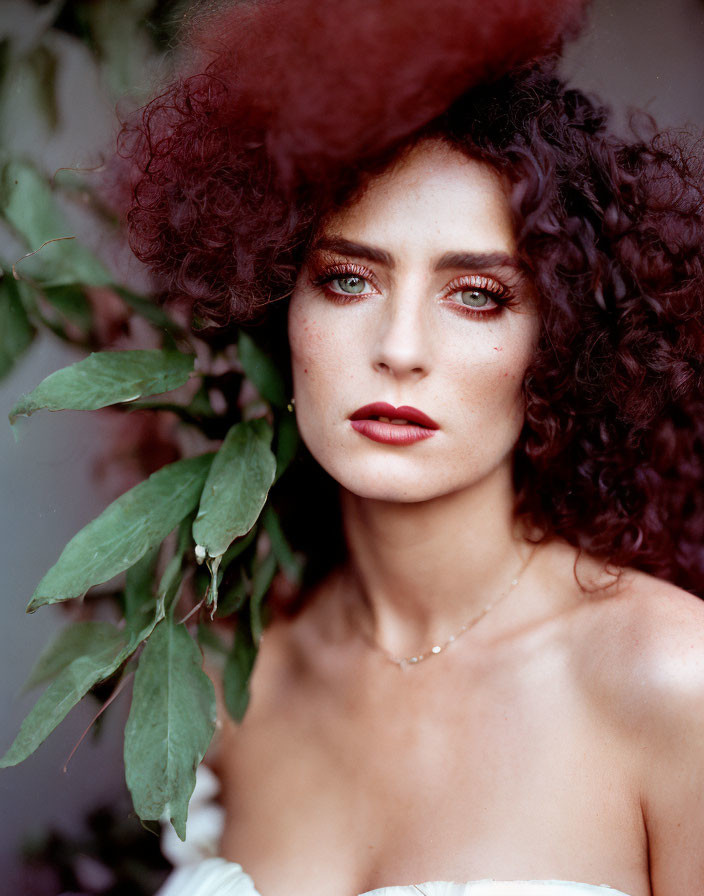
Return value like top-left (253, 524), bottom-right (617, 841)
top-left (356, 546), bottom-right (537, 668)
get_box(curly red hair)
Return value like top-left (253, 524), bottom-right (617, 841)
top-left (121, 0), bottom-right (704, 597)
top-left (438, 73), bottom-right (704, 595)
top-left (121, 0), bottom-right (587, 320)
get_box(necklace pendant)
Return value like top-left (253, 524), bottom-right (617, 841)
top-left (369, 547), bottom-right (536, 669)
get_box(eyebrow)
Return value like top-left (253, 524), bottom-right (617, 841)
top-left (310, 236), bottom-right (522, 273)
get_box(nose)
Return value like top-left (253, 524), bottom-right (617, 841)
top-left (371, 289), bottom-right (432, 380)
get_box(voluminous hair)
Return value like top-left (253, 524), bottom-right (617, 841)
top-left (121, 0), bottom-right (587, 322)
top-left (440, 72), bottom-right (704, 596)
top-left (121, 2), bottom-right (704, 597)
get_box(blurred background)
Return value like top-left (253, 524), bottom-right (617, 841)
top-left (1, 0), bottom-right (703, 893)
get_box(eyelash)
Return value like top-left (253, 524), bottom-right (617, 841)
top-left (309, 262), bottom-right (512, 318)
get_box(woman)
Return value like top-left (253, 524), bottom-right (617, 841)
top-left (121, 3), bottom-right (704, 894)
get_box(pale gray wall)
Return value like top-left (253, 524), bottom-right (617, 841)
top-left (0, 1), bottom-right (130, 889)
top-left (564, 0), bottom-right (704, 128)
top-left (1, 0), bottom-right (703, 888)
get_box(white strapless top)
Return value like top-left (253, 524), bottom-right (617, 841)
top-left (155, 768), bottom-right (634, 896)
top-left (156, 858), bottom-right (634, 896)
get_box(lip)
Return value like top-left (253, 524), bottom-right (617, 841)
top-left (349, 402), bottom-right (439, 446)
top-left (349, 402), bottom-right (439, 429)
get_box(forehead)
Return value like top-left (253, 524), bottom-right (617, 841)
top-left (320, 140), bottom-right (516, 257)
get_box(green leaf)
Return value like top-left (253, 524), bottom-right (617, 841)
top-left (28, 453), bottom-right (213, 612)
top-left (114, 286), bottom-right (183, 335)
top-left (0, 39), bottom-right (9, 87)
top-left (197, 622), bottom-right (228, 655)
top-left (2, 567), bottom-right (172, 767)
top-left (124, 548), bottom-right (159, 637)
top-left (23, 620), bottom-right (124, 693)
top-left (155, 514), bottom-right (197, 619)
top-left (186, 384), bottom-right (217, 419)
top-left (43, 284), bottom-right (93, 332)
top-left (157, 553), bottom-right (184, 617)
top-left (86, 0), bottom-right (157, 98)
top-left (214, 569), bottom-right (248, 619)
top-left (250, 550), bottom-right (277, 644)
top-left (262, 504), bottom-right (303, 584)
top-left (274, 411), bottom-right (299, 481)
top-left (124, 617), bottom-right (216, 840)
top-left (26, 44), bottom-right (59, 131)
top-left (0, 622), bottom-right (127, 767)
top-left (1, 160), bottom-right (112, 287)
top-left (192, 419), bottom-right (276, 587)
top-left (9, 349), bottom-right (194, 423)
top-left (212, 527), bottom-right (258, 617)
top-left (237, 331), bottom-right (287, 408)
top-left (0, 274), bottom-right (35, 380)
top-left (223, 621), bottom-right (258, 722)
top-left (219, 526), bottom-right (257, 571)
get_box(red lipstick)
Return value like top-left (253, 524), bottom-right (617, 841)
top-left (349, 402), bottom-right (439, 445)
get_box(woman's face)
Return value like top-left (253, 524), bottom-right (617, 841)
top-left (288, 139), bottom-right (540, 503)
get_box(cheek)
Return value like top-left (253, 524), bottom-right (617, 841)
top-left (289, 302), bottom-right (320, 373)
top-left (288, 302), bottom-right (347, 398)
top-left (449, 328), bottom-right (534, 420)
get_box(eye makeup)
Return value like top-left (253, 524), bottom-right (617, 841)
top-left (441, 274), bottom-right (514, 319)
top-left (309, 261), bottom-right (379, 302)
top-left (307, 257), bottom-right (516, 318)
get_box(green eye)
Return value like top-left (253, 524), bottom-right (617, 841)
top-left (460, 289), bottom-right (490, 308)
top-left (334, 276), bottom-right (367, 294)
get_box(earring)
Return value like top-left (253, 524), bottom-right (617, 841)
top-left (287, 397), bottom-right (296, 412)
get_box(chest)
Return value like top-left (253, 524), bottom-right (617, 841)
top-left (217, 644), bottom-right (646, 896)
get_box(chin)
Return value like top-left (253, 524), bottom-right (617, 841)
top-left (332, 462), bottom-right (480, 505)
top-left (323, 442), bottom-right (518, 506)
top-left (344, 482), bottom-right (438, 504)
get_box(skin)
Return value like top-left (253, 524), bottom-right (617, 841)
top-left (216, 140), bottom-right (704, 896)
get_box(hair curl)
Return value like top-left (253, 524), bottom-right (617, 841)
top-left (438, 74), bottom-right (704, 595)
top-left (121, 0), bottom-right (587, 321)
top-left (121, 1), bottom-right (704, 597)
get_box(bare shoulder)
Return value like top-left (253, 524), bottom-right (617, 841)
top-left (609, 570), bottom-right (704, 745)
top-left (569, 563), bottom-right (704, 728)
top-left (576, 570), bottom-right (704, 891)
top-left (555, 556), bottom-right (704, 889)
top-left (551, 549), bottom-right (704, 858)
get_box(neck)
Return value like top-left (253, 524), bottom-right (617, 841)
top-left (337, 463), bottom-right (532, 658)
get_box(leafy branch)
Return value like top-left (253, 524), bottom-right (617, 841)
top-left (0, 0), bottom-right (302, 843)
top-left (1, 327), bottom-right (299, 839)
